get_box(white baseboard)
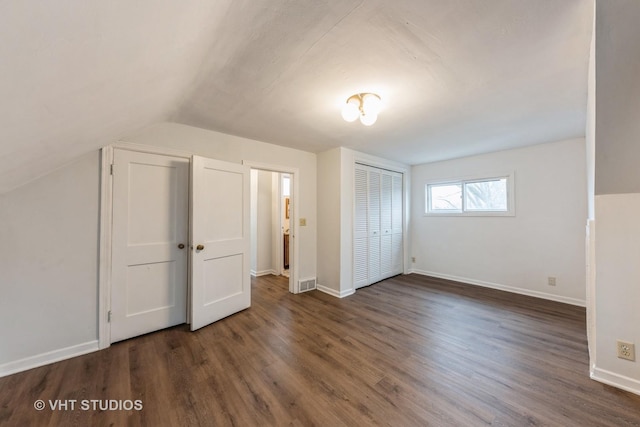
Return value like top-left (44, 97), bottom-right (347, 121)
top-left (251, 269), bottom-right (277, 277)
top-left (0, 340), bottom-right (99, 378)
top-left (409, 269), bottom-right (586, 307)
top-left (317, 284), bottom-right (355, 299)
top-left (591, 367), bottom-right (640, 396)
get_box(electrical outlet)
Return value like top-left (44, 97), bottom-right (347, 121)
top-left (617, 341), bottom-right (636, 361)
top-left (548, 277), bottom-right (556, 286)
top-left (411, 257), bottom-right (416, 263)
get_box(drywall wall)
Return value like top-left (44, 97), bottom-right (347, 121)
top-left (256, 170), bottom-right (275, 275)
top-left (594, 1), bottom-right (640, 195)
top-left (591, 0), bottom-right (640, 395)
top-left (0, 122), bottom-right (317, 375)
top-left (316, 148), bottom-right (342, 295)
top-left (0, 152), bottom-right (100, 369)
top-left (593, 194), bottom-right (640, 392)
top-left (411, 138), bottom-right (587, 305)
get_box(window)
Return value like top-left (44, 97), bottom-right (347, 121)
top-left (426, 174), bottom-right (514, 216)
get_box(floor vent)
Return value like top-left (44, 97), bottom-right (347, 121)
top-left (299, 278), bottom-right (317, 293)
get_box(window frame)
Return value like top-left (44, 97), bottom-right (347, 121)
top-left (425, 172), bottom-right (515, 217)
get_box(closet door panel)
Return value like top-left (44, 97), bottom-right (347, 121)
top-left (368, 170), bottom-right (381, 237)
top-left (368, 170), bottom-right (381, 283)
top-left (354, 167), bottom-right (369, 288)
top-left (380, 173), bottom-right (393, 279)
top-left (391, 173), bottom-right (404, 275)
top-left (392, 233), bottom-right (403, 274)
top-left (368, 235), bottom-right (381, 283)
top-left (380, 234), bottom-right (393, 278)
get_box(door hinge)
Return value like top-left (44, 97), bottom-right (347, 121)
top-left (107, 310), bottom-right (112, 323)
top-left (110, 164), bottom-right (114, 175)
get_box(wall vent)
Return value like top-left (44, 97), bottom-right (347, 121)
top-left (298, 278), bottom-right (317, 293)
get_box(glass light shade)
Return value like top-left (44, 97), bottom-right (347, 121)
top-left (362, 93), bottom-right (382, 116)
top-left (360, 112), bottom-right (378, 126)
top-left (341, 99), bottom-right (360, 122)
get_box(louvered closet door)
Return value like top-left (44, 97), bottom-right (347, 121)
top-left (353, 164), bottom-right (404, 289)
top-left (368, 170), bottom-right (382, 284)
top-left (391, 173), bottom-right (404, 274)
top-left (380, 173), bottom-right (393, 278)
top-left (354, 167), bottom-right (369, 289)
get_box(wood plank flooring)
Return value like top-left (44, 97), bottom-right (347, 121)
top-left (1, 274), bottom-right (640, 426)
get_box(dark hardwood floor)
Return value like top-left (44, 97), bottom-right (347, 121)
top-left (1, 274), bottom-right (640, 426)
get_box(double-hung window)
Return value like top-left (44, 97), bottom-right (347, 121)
top-left (425, 173), bottom-right (514, 216)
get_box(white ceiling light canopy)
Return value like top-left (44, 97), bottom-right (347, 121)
top-left (341, 93), bottom-right (383, 126)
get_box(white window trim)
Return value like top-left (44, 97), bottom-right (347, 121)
top-left (424, 171), bottom-right (515, 217)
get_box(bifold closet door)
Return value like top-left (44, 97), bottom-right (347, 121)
top-left (354, 164), bottom-right (404, 289)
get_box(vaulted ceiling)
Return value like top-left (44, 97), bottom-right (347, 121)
top-left (0, 0), bottom-right (593, 192)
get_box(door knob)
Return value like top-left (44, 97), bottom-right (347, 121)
top-left (196, 244), bottom-right (205, 251)
top-left (178, 243), bottom-right (185, 249)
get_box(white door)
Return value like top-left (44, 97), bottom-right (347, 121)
top-left (368, 169), bottom-right (382, 284)
top-left (354, 166), bottom-right (369, 289)
top-left (190, 156), bottom-right (250, 331)
top-left (391, 173), bottom-right (404, 274)
top-left (380, 172), bottom-right (393, 278)
top-left (111, 149), bottom-right (189, 343)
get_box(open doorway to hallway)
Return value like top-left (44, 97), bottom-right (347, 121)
top-left (250, 169), bottom-right (292, 285)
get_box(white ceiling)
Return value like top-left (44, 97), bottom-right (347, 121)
top-left (0, 0), bottom-right (593, 192)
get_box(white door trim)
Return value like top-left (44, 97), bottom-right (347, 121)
top-left (98, 143), bottom-right (193, 350)
top-left (98, 146), bottom-right (113, 350)
top-left (243, 160), bottom-right (300, 294)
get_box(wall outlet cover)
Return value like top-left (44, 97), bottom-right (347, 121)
top-left (617, 340), bottom-right (636, 361)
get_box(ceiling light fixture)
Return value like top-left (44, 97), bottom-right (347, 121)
top-left (341, 93), bottom-right (382, 126)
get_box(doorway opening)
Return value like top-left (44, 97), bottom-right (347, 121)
top-left (247, 162), bottom-right (298, 294)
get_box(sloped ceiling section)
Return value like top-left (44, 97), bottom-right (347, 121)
top-left (0, 0), bottom-right (592, 193)
top-left (0, 1), bottom-right (234, 193)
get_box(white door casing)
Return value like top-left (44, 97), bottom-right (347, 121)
top-left (190, 155), bottom-right (251, 330)
top-left (110, 149), bottom-right (189, 343)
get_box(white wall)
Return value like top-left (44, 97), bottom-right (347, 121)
top-left (0, 122), bottom-right (317, 376)
top-left (0, 152), bottom-right (100, 371)
top-left (593, 195), bottom-right (640, 392)
top-left (411, 138), bottom-right (587, 306)
top-left (590, 0), bottom-right (640, 395)
top-left (316, 148), bottom-right (342, 294)
top-left (255, 170), bottom-right (275, 275)
top-left (250, 170), bottom-right (277, 276)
